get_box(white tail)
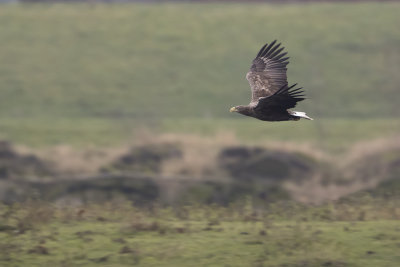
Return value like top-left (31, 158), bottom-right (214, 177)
top-left (290, 111), bottom-right (313, 120)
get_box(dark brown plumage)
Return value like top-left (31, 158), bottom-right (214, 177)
top-left (230, 40), bottom-right (313, 121)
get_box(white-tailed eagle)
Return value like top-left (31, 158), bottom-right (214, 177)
top-left (230, 40), bottom-right (313, 121)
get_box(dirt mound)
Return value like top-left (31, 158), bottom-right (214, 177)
top-left (357, 179), bottom-right (400, 200)
top-left (349, 148), bottom-right (400, 183)
top-left (0, 141), bottom-right (52, 179)
top-left (341, 147), bottom-right (400, 200)
top-left (100, 143), bottom-right (182, 174)
top-left (2, 139), bottom-right (400, 205)
top-left (218, 146), bottom-right (318, 182)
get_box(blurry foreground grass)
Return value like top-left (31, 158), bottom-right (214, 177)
top-left (1, 199), bottom-right (399, 266)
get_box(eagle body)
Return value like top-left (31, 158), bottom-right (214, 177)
top-left (232, 105), bottom-right (299, 121)
top-left (230, 40), bottom-right (313, 122)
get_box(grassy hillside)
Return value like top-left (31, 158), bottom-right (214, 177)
top-left (0, 3), bottom-right (399, 147)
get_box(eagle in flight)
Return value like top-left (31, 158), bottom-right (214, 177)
top-left (230, 40), bottom-right (313, 121)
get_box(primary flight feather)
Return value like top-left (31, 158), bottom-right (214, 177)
top-left (230, 40), bottom-right (313, 121)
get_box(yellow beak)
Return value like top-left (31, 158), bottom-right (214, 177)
top-left (230, 107), bottom-right (237, 113)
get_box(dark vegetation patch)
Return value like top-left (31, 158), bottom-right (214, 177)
top-left (0, 175), bottom-right (160, 204)
top-left (1, 142), bottom-right (400, 206)
top-left (75, 230), bottom-right (96, 242)
top-left (27, 245), bottom-right (49, 255)
top-left (344, 178), bottom-right (400, 202)
top-left (178, 180), bottom-right (290, 205)
top-left (0, 141), bottom-right (52, 180)
top-left (37, 175), bottom-right (160, 204)
top-left (276, 259), bottom-right (347, 267)
top-left (370, 179), bottom-right (400, 199)
top-left (218, 146), bottom-right (317, 182)
top-left (119, 246), bottom-right (136, 254)
top-left (89, 255), bottom-right (110, 263)
top-left (129, 221), bottom-right (160, 232)
top-left (100, 143), bottom-right (182, 175)
top-left (340, 148), bottom-right (400, 202)
top-left (350, 148), bottom-right (400, 182)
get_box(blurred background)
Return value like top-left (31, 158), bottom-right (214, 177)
top-left (0, 0), bottom-right (399, 265)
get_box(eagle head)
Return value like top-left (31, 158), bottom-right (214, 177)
top-left (230, 105), bottom-right (252, 116)
top-left (229, 106), bottom-right (238, 113)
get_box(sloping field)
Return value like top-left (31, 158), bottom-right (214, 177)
top-left (0, 3), bottom-right (399, 147)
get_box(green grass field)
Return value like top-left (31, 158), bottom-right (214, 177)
top-left (0, 117), bottom-right (399, 151)
top-left (1, 200), bottom-right (399, 267)
top-left (0, 3), bottom-right (399, 148)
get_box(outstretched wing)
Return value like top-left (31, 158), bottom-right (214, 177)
top-left (246, 40), bottom-right (290, 105)
top-left (254, 84), bottom-right (305, 112)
